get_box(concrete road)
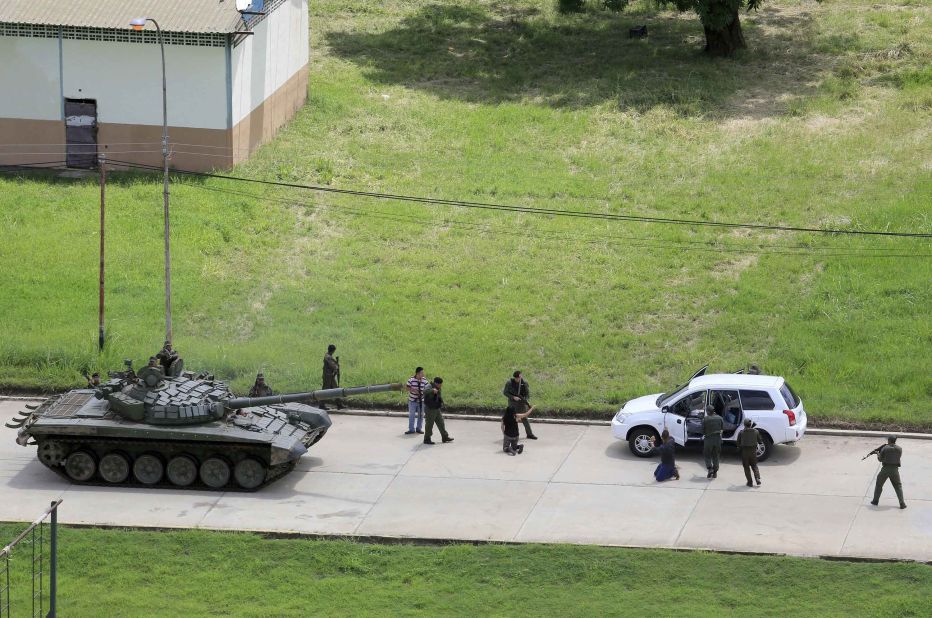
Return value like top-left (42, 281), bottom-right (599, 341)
top-left (2, 400), bottom-right (929, 561)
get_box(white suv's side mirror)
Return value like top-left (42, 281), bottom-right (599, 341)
top-left (661, 406), bottom-right (670, 414)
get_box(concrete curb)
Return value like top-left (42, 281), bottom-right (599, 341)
top-left (327, 408), bottom-right (932, 440)
top-left (3, 397), bottom-right (930, 440)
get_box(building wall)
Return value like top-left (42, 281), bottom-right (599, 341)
top-left (0, 36), bottom-right (64, 165)
top-left (230, 0), bottom-right (309, 162)
top-left (62, 39), bottom-right (228, 129)
top-left (0, 35), bottom-right (229, 170)
top-left (1, 1), bottom-right (309, 171)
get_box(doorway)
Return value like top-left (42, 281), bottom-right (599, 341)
top-left (64, 98), bottom-right (98, 168)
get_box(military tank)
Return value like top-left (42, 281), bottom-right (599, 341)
top-left (9, 360), bottom-right (401, 491)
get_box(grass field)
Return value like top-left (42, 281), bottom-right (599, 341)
top-left (0, 0), bottom-right (930, 428)
top-left (0, 525), bottom-right (928, 616)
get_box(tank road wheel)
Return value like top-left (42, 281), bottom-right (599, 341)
top-left (166, 455), bottom-right (198, 487)
top-left (199, 457), bottom-right (231, 489)
top-left (37, 441), bottom-right (66, 467)
top-left (133, 453), bottom-right (164, 485)
top-left (64, 450), bottom-right (97, 482)
top-left (99, 452), bottom-right (131, 484)
top-left (234, 458), bottom-right (267, 490)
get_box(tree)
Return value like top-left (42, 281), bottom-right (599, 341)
top-left (602, 0), bottom-right (763, 57)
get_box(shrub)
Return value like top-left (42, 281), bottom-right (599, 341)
top-left (557, 0), bottom-right (586, 14)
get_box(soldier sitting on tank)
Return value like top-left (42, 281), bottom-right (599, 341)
top-left (87, 372), bottom-right (101, 388)
top-left (156, 340), bottom-right (180, 373)
top-left (248, 372), bottom-right (273, 397)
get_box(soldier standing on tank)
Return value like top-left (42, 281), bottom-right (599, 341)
top-left (871, 436), bottom-right (907, 509)
top-left (321, 344), bottom-right (344, 410)
top-left (248, 372), bottom-right (273, 397)
top-left (503, 371), bottom-right (537, 440)
top-left (738, 418), bottom-right (761, 487)
top-left (702, 405), bottom-right (724, 479)
top-left (156, 340), bottom-right (178, 371)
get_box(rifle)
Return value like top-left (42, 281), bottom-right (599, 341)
top-left (335, 356), bottom-right (340, 385)
top-left (861, 445), bottom-right (884, 461)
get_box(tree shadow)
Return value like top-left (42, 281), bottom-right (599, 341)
top-left (325, 2), bottom-right (820, 117)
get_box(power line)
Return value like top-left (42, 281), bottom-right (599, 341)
top-left (104, 159), bottom-right (932, 240)
top-left (6, 158), bottom-right (930, 248)
top-left (171, 178), bottom-right (931, 259)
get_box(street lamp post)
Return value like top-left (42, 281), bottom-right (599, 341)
top-left (130, 17), bottom-right (173, 344)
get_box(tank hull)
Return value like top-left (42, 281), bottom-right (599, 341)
top-left (18, 388), bottom-right (331, 491)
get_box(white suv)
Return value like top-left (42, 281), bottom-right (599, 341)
top-left (611, 366), bottom-right (807, 461)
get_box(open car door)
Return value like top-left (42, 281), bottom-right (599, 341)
top-left (689, 365), bottom-right (709, 381)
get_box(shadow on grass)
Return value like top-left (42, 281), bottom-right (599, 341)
top-left (325, 2), bottom-right (819, 116)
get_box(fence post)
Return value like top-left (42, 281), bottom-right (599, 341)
top-left (48, 501), bottom-right (57, 618)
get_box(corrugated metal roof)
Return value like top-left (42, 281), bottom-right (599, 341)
top-left (0, 0), bottom-right (245, 34)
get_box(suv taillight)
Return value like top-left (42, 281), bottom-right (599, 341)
top-left (783, 409), bottom-right (796, 426)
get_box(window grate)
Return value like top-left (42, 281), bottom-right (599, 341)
top-left (0, 22), bottom-right (227, 47)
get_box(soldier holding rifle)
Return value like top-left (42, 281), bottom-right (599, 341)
top-left (503, 371), bottom-right (537, 440)
top-left (321, 344), bottom-right (344, 410)
top-left (867, 436), bottom-right (907, 509)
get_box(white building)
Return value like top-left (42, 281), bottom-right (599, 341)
top-left (0, 0), bottom-right (308, 171)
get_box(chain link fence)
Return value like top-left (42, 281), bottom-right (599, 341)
top-left (0, 500), bottom-right (60, 618)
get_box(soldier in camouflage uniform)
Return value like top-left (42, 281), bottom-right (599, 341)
top-left (156, 340), bottom-right (179, 371)
top-left (871, 436), bottom-right (906, 509)
top-left (737, 418), bottom-right (761, 487)
top-left (248, 372), bottom-right (273, 397)
top-left (321, 344), bottom-right (343, 410)
top-left (702, 405), bottom-right (724, 479)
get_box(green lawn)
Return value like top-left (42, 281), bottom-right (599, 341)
top-left (1, 0), bottom-right (930, 428)
top-left (0, 525), bottom-right (928, 616)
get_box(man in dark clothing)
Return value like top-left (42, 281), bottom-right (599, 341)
top-left (321, 344), bottom-right (343, 410)
top-left (422, 377), bottom-right (453, 445)
top-left (503, 371), bottom-right (536, 440)
top-left (738, 418), bottom-right (761, 487)
top-left (649, 429), bottom-right (679, 481)
top-left (248, 372), bottom-right (273, 397)
top-left (87, 372), bottom-right (101, 388)
top-left (702, 405), bottom-right (724, 479)
top-left (871, 436), bottom-right (906, 509)
top-left (502, 406), bottom-right (531, 456)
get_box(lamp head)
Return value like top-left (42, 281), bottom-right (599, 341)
top-left (130, 17), bottom-right (147, 30)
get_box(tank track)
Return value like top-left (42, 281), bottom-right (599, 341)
top-left (35, 436), bottom-right (297, 492)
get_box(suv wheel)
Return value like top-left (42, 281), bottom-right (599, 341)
top-left (628, 427), bottom-right (659, 458)
top-left (756, 432), bottom-right (774, 462)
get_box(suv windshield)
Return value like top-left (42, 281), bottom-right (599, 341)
top-left (657, 384), bottom-right (688, 407)
top-left (780, 381), bottom-right (800, 408)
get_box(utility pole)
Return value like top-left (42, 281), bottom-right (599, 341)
top-left (130, 16), bottom-right (172, 344)
top-left (98, 154), bottom-right (106, 351)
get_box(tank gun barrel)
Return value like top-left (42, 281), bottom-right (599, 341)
top-left (224, 383), bottom-right (402, 410)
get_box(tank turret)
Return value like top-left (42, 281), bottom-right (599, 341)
top-left (13, 365), bottom-right (403, 491)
